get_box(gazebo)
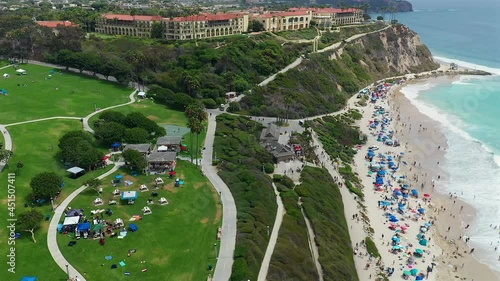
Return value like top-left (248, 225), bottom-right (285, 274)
top-left (66, 167), bottom-right (84, 178)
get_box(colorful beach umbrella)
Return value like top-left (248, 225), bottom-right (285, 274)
top-left (423, 193), bottom-right (431, 198)
top-left (403, 270), bottom-right (411, 276)
top-left (419, 239), bottom-right (428, 246)
top-left (410, 268), bottom-right (419, 276)
top-left (418, 208), bottom-right (425, 214)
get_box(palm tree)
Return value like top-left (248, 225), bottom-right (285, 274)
top-left (185, 103), bottom-right (207, 166)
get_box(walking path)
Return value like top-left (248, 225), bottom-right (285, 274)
top-left (82, 90), bottom-right (137, 134)
top-left (47, 160), bottom-right (124, 281)
top-left (5, 116), bottom-right (82, 127)
top-left (299, 198), bottom-right (324, 281)
top-left (257, 182), bottom-right (285, 281)
top-left (202, 111), bottom-right (237, 281)
top-left (0, 125), bottom-right (13, 172)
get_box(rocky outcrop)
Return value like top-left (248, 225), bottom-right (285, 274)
top-left (241, 25), bottom-right (438, 118)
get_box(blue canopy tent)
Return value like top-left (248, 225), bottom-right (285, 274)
top-left (111, 142), bottom-right (121, 149)
top-left (77, 222), bottom-right (90, 232)
top-left (21, 277), bottom-right (37, 281)
top-left (377, 170), bottom-right (387, 176)
top-left (129, 223), bottom-right (138, 232)
top-left (411, 189), bottom-right (419, 197)
top-left (367, 150), bottom-right (375, 157)
top-left (375, 177), bottom-right (384, 185)
top-left (121, 191), bottom-right (138, 200)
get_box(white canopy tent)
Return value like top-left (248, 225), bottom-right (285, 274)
top-left (63, 216), bottom-right (80, 226)
top-left (157, 145), bottom-right (169, 152)
top-left (16, 69), bottom-right (26, 74)
top-left (3, 73), bottom-right (9, 78)
top-left (137, 92), bottom-right (146, 98)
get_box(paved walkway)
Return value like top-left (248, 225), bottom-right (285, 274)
top-left (47, 161), bottom-right (123, 281)
top-left (0, 124), bottom-right (13, 172)
top-left (257, 182), bottom-right (285, 281)
top-left (201, 112), bottom-right (237, 281)
top-left (82, 90), bottom-right (137, 134)
top-left (5, 116), bottom-right (82, 127)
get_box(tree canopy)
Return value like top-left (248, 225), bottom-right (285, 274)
top-left (122, 149), bottom-right (147, 172)
top-left (30, 172), bottom-right (62, 200)
top-left (17, 210), bottom-right (44, 243)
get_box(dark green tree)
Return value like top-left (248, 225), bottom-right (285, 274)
top-left (30, 172), bottom-right (62, 200)
top-left (94, 121), bottom-right (126, 145)
top-left (124, 127), bottom-right (150, 143)
top-left (151, 22), bottom-right (163, 39)
top-left (122, 149), bottom-right (147, 172)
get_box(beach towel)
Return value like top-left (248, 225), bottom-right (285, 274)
top-left (119, 261), bottom-right (126, 267)
top-left (141, 268), bottom-right (148, 272)
top-left (105, 255), bottom-right (112, 260)
top-left (125, 272), bottom-right (130, 276)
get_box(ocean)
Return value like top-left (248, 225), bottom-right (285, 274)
top-left (387, 0), bottom-right (500, 273)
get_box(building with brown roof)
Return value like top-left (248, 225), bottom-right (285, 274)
top-left (253, 11), bottom-right (312, 32)
top-left (290, 7), bottom-right (363, 27)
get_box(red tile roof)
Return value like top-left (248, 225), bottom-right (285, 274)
top-left (290, 7), bottom-right (362, 14)
top-left (36, 21), bottom-right (78, 28)
top-left (102, 14), bottom-right (162, 21)
top-left (258, 11), bottom-right (310, 18)
top-left (164, 13), bottom-right (245, 22)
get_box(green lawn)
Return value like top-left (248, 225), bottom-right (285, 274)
top-left (0, 64), bottom-right (132, 124)
top-left (0, 120), bottom-right (115, 281)
top-left (88, 99), bottom-right (188, 130)
top-left (58, 161), bottom-right (221, 281)
top-left (276, 28), bottom-right (318, 40)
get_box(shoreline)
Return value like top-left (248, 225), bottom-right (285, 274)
top-left (347, 66), bottom-right (500, 280)
top-left (389, 77), bottom-right (500, 280)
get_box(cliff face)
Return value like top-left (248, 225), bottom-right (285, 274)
top-left (348, 24), bottom-right (437, 74)
top-left (240, 25), bottom-right (438, 118)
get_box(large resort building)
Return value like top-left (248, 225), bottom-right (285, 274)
top-left (95, 7), bottom-right (363, 40)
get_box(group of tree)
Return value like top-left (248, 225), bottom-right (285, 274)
top-left (184, 102), bottom-right (207, 166)
top-left (59, 130), bottom-right (104, 170)
top-left (94, 110), bottom-right (166, 146)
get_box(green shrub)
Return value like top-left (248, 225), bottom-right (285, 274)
top-left (273, 174), bottom-right (283, 182)
top-left (365, 236), bottom-right (381, 258)
top-left (263, 163), bottom-right (275, 174)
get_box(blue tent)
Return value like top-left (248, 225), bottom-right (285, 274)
top-left (375, 177), bottom-right (384, 185)
top-left (368, 150), bottom-right (375, 157)
top-left (111, 142), bottom-right (121, 148)
top-left (377, 170), bottom-right (387, 176)
top-left (21, 277), bottom-right (37, 281)
top-left (129, 224), bottom-right (138, 232)
top-left (411, 189), bottom-right (419, 196)
top-left (121, 191), bottom-right (138, 200)
top-left (77, 222), bottom-right (90, 231)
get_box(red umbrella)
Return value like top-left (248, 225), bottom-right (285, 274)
top-left (423, 194), bottom-right (431, 198)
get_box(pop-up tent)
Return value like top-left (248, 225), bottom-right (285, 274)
top-left (63, 216), bottom-right (80, 226)
top-left (77, 222), bottom-right (91, 232)
top-left (121, 191), bottom-right (138, 200)
top-left (21, 277), bottom-right (37, 281)
top-left (16, 69), bottom-right (26, 74)
top-left (67, 167), bottom-right (84, 178)
top-left (137, 92), bottom-right (146, 98)
top-left (129, 223), bottom-right (138, 232)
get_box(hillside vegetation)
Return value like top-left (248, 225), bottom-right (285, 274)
top-left (295, 166), bottom-right (358, 281)
top-left (213, 114), bottom-right (277, 281)
top-left (241, 25), bottom-right (438, 118)
top-left (267, 178), bottom-right (318, 281)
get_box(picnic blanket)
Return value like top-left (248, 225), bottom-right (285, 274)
top-left (119, 261), bottom-right (126, 267)
top-left (105, 255), bottom-right (112, 260)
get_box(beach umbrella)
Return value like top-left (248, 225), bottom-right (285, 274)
top-left (411, 189), bottom-right (419, 196)
top-left (394, 190), bottom-right (402, 196)
top-left (423, 193), bottom-right (431, 198)
top-left (398, 203), bottom-right (405, 208)
top-left (415, 249), bottom-right (424, 255)
top-left (402, 193), bottom-right (409, 199)
top-left (403, 270), bottom-right (411, 276)
top-left (392, 236), bottom-right (400, 242)
top-left (424, 222), bottom-right (431, 227)
top-left (417, 208), bottom-right (425, 214)
top-left (416, 275), bottom-right (424, 281)
top-left (400, 225), bottom-right (408, 230)
top-left (419, 239), bottom-right (428, 246)
top-left (389, 217), bottom-right (399, 222)
top-left (393, 245), bottom-right (401, 250)
top-left (417, 233), bottom-right (424, 239)
top-left (410, 268), bottom-right (419, 276)
top-left (420, 227), bottom-right (427, 232)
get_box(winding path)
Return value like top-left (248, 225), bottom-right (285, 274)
top-left (201, 111), bottom-right (237, 281)
top-left (82, 90), bottom-right (137, 134)
top-left (47, 161), bottom-right (124, 281)
top-left (257, 182), bottom-right (285, 281)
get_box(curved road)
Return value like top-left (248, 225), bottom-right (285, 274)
top-left (47, 161), bottom-right (124, 281)
top-left (202, 112), bottom-right (237, 281)
top-left (82, 90), bottom-right (137, 134)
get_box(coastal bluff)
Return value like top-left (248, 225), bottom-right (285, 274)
top-left (241, 24), bottom-right (439, 118)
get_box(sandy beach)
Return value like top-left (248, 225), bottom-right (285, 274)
top-left (347, 72), bottom-right (500, 280)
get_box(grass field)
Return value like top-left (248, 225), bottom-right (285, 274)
top-left (0, 64), bottom-right (132, 124)
top-left (0, 120), bottom-right (115, 281)
top-left (57, 161), bottom-right (221, 281)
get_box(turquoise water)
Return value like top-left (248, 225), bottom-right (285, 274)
top-left (391, 0), bottom-right (500, 273)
